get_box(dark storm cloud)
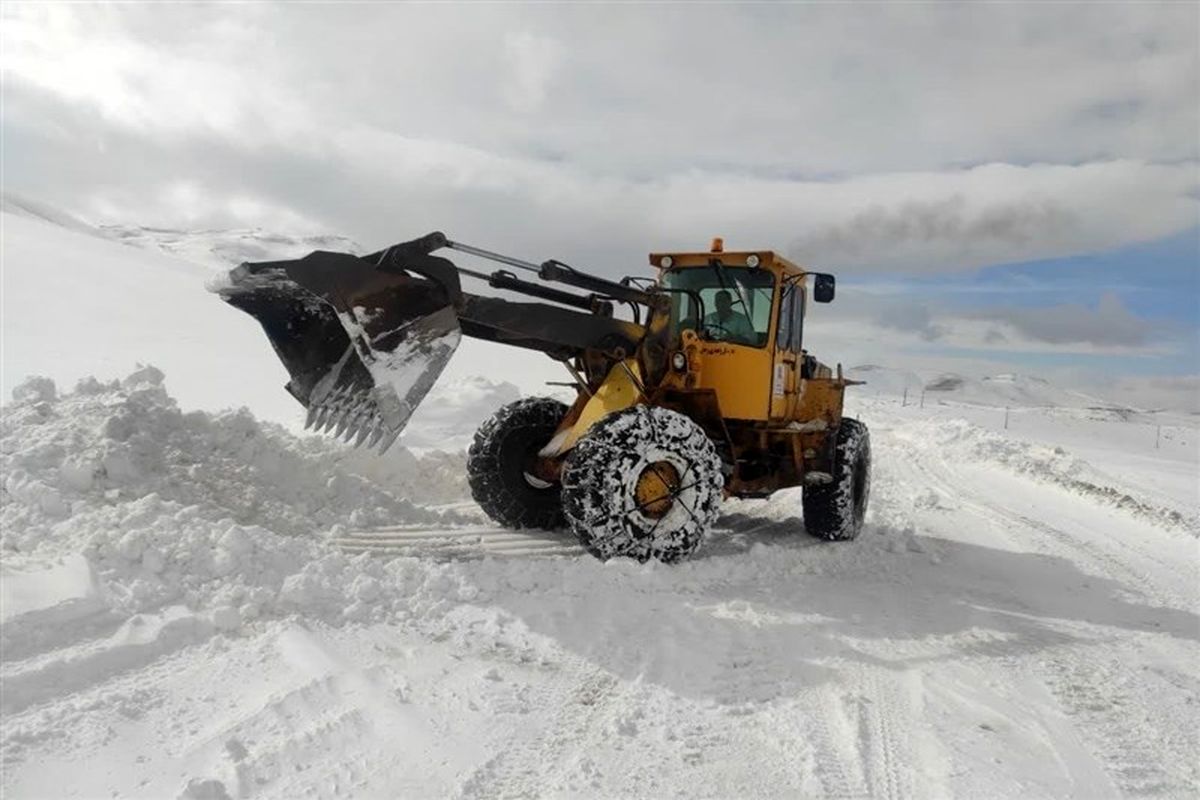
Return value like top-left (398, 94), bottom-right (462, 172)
top-left (871, 302), bottom-right (947, 342)
top-left (964, 293), bottom-right (1155, 347)
top-left (791, 196), bottom-right (1080, 260)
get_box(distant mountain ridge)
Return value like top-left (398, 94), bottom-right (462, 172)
top-left (847, 364), bottom-right (1115, 411)
top-left (100, 225), bottom-right (363, 272)
top-left (1, 192), bottom-right (98, 235)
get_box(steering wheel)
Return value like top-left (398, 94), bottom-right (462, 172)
top-left (702, 322), bottom-right (733, 341)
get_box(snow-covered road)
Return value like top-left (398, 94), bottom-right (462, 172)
top-left (3, 373), bottom-right (1196, 799)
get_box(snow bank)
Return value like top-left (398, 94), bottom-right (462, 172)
top-left (1, 366), bottom-right (471, 548)
top-left (894, 416), bottom-right (1199, 534)
top-left (0, 368), bottom-right (483, 642)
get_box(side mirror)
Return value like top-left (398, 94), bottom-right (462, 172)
top-left (812, 273), bottom-right (835, 303)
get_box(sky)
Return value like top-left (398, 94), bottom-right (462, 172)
top-left (2, 2), bottom-right (1198, 400)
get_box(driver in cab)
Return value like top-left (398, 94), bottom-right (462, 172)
top-left (704, 290), bottom-right (755, 344)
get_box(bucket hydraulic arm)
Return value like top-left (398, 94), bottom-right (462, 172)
top-left (216, 232), bottom-right (657, 452)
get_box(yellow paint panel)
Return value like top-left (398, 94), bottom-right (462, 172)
top-left (795, 378), bottom-right (845, 428)
top-left (692, 343), bottom-right (774, 420)
top-left (540, 360), bottom-right (643, 457)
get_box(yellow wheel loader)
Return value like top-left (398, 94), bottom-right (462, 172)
top-left (216, 232), bottom-right (870, 562)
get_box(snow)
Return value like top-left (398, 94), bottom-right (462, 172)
top-left (3, 366), bottom-right (1196, 798)
top-left (1, 204), bottom-right (565, 438)
top-left (1, 210), bottom-right (303, 427)
top-left (3, 204), bottom-right (1199, 798)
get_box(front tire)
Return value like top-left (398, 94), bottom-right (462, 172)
top-left (468, 397), bottom-right (568, 530)
top-left (802, 417), bottom-right (871, 541)
top-left (561, 406), bottom-right (724, 563)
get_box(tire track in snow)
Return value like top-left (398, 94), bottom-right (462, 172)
top-left (1035, 655), bottom-right (1199, 797)
top-left (455, 666), bottom-right (620, 799)
top-left (1, 607), bottom-right (215, 716)
top-left (793, 670), bottom-right (919, 800)
top-left (801, 691), bottom-right (872, 798)
top-left (852, 671), bottom-right (917, 800)
top-left (333, 526), bottom-right (584, 560)
top-left (879, 422), bottom-right (1200, 798)
top-left (897, 430), bottom-right (1194, 609)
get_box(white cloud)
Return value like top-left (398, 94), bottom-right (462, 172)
top-left (501, 32), bottom-right (564, 114)
top-left (2, 4), bottom-right (309, 139)
top-left (2, 3), bottom-right (1197, 276)
top-left (85, 181), bottom-right (322, 234)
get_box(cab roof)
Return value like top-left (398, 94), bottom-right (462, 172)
top-left (647, 248), bottom-right (807, 277)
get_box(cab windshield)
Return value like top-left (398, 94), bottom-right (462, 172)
top-left (660, 266), bottom-right (775, 348)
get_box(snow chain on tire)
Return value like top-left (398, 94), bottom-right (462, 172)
top-left (561, 405), bottom-right (724, 563)
top-left (468, 397), bottom-right (569, 530)
top-left (802, 417), bottom-right (871, 541)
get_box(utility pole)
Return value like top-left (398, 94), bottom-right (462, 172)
top-left (1004, 406), bottom-right (1010, 430)
top-left (919, 389), bottom-right (926, 409)
top-left (902, 387), bottom-right (908, 407)
top-left (1156, 424), bottom-right (1161, 449)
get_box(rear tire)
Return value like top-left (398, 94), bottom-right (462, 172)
top-left (561, 406), bottom-right (724, 563)
top-left (468, 397), bottom-right (569, 530)
top-left (802, 418), bottom-right (871, 541)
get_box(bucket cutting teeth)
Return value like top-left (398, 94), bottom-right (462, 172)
top-left (323, 388), bottom-right (353, 433)
top-left (216, 242), bottom-right (462, 455)
top-left (304, 386), bottom-right (388, 449)
top-left (354, 415), bottom-right (377, 448)
top-left (341, 404), bottom-right (367, 443)
top-left (346, 402), bottom-right (376, 445)
top-left (366, 420), bottom-right (386, 449)
top-left (333, 407), bottom-right (352, 438)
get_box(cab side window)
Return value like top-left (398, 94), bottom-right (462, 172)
top-left (776, 285), bottom-right (794, 351)
top-left (791, 289), bottom-right (805, 352)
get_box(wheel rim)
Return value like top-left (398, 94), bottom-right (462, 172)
top-left (634, 461), bottom-right (681, 518)
top-left (522, 471), bottom-right (553, 489)
top-left (517, 439), bottom-right (557, 490)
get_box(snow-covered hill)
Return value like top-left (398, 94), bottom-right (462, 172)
top-left (1, 192), bottom-right (99, 236)
top-left (848, 364), bottom-right (1141, 414)
top-left (0, 203), bottom-right (566, 442)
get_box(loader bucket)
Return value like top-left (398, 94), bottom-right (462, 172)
top-left (216, 250), bottom-right (461, 453)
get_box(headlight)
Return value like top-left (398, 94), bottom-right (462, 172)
top-left (746, 253), bottom-right (760, 268)
top-left (671, 351), bottom-right (687, 371)
top-left (661, 255), bottom-right (673, 268)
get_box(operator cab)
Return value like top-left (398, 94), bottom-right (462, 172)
top-left (648, 238), bottom-right (837, 422)
top-left (661, 265), bottom-right (774, 347)
top-left (650, 238), bottom-right (834, 349)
